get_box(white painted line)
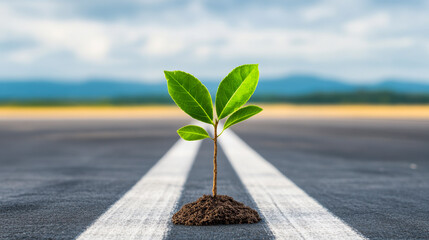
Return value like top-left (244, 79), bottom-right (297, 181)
top-left (76, 136), bottom-right (201, 240)
top-left (216, 126), bottom-right (366, 240)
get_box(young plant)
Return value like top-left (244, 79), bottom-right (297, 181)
top-left (164, 64), bottom-right (262, 197)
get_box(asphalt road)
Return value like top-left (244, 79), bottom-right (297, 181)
top-left (1, 118), bottom-right (429, 240)
top-left (233, 118), bottom-right (429, 240)
top-left (0, 119), bottom-right (186, 240)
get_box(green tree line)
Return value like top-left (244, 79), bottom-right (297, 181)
top-left (2, 91), bottom-right (429, 106)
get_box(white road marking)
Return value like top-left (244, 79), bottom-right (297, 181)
top-left (216, 126), bottom-right (366, 240)
top-left (76, 137), bottom-right (201, 240)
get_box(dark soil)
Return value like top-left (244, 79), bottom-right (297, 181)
top-left (172, 195), bottom-right (261, 225)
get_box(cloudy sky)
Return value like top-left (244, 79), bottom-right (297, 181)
top-left (1, 0), bottom-right (428, 83)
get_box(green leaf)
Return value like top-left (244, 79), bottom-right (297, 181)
top-left (164, 70), bottom-right (213, 124)
top-left (223, 105), bottom-right (262, 130)
top-left (177, 125), bottom-right (211, 141)
top-left (215, 64), bottom-right (259, 119)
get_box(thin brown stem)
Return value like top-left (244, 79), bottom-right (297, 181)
top-left (212, 120), bottom-right (218, 197)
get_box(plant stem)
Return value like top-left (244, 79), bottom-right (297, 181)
top-left (212, 120), bottom-right (218, 197)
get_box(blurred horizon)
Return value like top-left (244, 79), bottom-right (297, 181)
top-left (2, 75), bottom-right (429, 105)
top-left (1, 0), bottom-right (429, 84)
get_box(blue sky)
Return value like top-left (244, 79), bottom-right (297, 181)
top-left (0, 0), bottom-right (428, 83)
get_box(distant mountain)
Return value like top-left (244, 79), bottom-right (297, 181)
top-left (1, 75), bottom-right (429, 101)
top-left (254, 75), bottom-right (356, 95)
top-left (0, 80), bottom-right (168, 100)
top-left (370, 80), bottom-right (429, 93)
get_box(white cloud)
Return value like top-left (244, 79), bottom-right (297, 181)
top-left (7, 48), bottom-right (45, 63)
top-left (301, 5), bottom-right (335, 22)
top-left (0, 3), bottom-right (111, 62)
top-left (0, 0), bottom-right (428, 83)
top-left (344, 13), bottom-right (391, 36)
top-left (141, 33), bottom-right (185, 56)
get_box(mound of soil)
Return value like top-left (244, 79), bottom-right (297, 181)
top-left (172, 195), bottom-right (261, 225)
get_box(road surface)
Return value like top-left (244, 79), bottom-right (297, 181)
top-left (1, 118), bottom-right (428, 239)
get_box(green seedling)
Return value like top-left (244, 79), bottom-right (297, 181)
top-left (164, 64), bottom-right (262, 197)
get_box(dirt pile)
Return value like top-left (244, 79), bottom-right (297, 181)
top-left (172, 195), bottom-right (261, 225)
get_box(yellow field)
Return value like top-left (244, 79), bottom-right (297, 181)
top-left (259, 104), bottom-right (429, 119)
top-left (1, 104), bottom-right (429, 119)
